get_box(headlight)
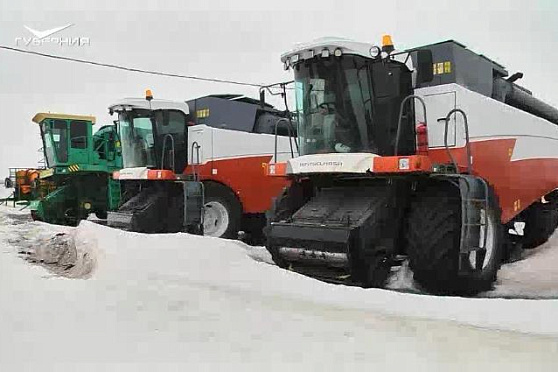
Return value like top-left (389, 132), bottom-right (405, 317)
top-left (303, 50), bottom-right (314, 59)
top-left (369, 46), bottom-right (381, 58)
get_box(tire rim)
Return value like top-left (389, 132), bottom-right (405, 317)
top-left (203, 201), bottom-right (230, 237)
top-left (468, 208), bottom-right (495, 270)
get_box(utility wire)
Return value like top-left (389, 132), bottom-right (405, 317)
top-left (0, 45), bottom-right (265, 88)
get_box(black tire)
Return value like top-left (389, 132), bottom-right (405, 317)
top-left (352, 252), bottom-right (392, 288)
top-left (203, 182), bottom-right (242, 239)
top-left (4, 177), bottom-right (13, 189)
top-left (241, 215), bottom-right (267, 246)
top-left (186, 224), bottom-right (204, 236)
top-left (265, 182), bottom-right (309, 268)
top-left (406, 183), bottom-right (503, 295)
top-left (522, 202), bottom-right (558, 249)
top-left (349, 186), bottom-right (406, 289)
top-left (265, 191), bottom-right (290, 268)
top-left (95, 211), bottom-right (108, 220)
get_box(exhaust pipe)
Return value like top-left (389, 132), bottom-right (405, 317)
top-left (278, 247), bottom-right (349, 267)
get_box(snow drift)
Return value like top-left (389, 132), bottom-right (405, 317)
top-left (1, 205), bottom-right (558, 370)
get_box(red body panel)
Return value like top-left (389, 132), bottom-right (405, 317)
top-left (429, 139), bottom-right (558, 223)
top-left (185, 155), bottom-right (290, 214)
top-left (373, 155), bottom-right (432, 173)
top-left (182, 139), bottom-right (557, 222)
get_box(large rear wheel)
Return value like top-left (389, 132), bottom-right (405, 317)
top-left (203, 183), bottom-right (242, 239)
top-left (406, 183), bottom-right (503, 295)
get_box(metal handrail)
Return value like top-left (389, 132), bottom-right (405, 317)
top-left (160, 134), bottom-right (176, 171)
top-left (394, 95), bottom-right (428, 156)
top-left (94, 139), bottom-right (106, 152)
top-left (273, 118), bottom-right (298, 164)
top-left (443, 108), bottom-right (472, 174)
top-left (190, 141), bottom-right (201, 182)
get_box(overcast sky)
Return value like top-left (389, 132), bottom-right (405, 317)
top-left (1, 0), bottom-right (557, 174)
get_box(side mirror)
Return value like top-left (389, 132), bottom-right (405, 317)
top-left (415, 49), bottom-right (434, 84)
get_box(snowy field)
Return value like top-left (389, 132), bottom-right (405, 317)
top-left (0, 187), bottom-right (13, 200)
top-left (1, 205), bottom-right (558, 371)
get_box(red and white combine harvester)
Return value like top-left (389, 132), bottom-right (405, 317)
top-left (107, 92), bottom-right (295, 242)
top-left (264, 36), bottom-right (558, 295)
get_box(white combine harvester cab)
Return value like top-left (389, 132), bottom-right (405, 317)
top-left (109, 96), bottom-right (191, 178)
top-left (107, 93), bottom-right (203, 235)
top-left (279, 36), bottom-right (432, 174)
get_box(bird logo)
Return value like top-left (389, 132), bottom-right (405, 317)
top-left (23, 24), bottom-right (74, 40)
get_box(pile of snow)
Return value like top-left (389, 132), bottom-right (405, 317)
top-left (488, 232), bottom-right (558, 298)
top-left (20, 231), bottom-right (96, 279)
top-left (386, 229), bottom-right (558, 299)
top-left (1, 206), bottom-right (558, 370)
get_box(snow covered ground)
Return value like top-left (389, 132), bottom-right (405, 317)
top-left (0, 186), bottom-right (13, 200)
top-left (1, 205), bottom-right (558, 371)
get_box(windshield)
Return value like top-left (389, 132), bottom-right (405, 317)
top-left (294, 55), bottom-right (413, 156)
top-left (41, 120), bottom-right (68, 166)
top-left (118, 111), bottom-right (156, 168)
top-left (294, 56), bottom-right (374, 155)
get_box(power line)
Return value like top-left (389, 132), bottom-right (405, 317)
top-left (0, 45), bottom-right (264, 88)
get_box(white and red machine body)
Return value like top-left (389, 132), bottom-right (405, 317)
top-left (265, 37), bottom-right (558, 294)
top-left (276, 82), bottom-right (558, 224)
top-left (116, 125), bottom-right (293, 213)
top-left (109, 95), bottom-right (295, 238)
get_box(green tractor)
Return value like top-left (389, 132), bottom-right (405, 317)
top-left (30, 113), bottom-right (122, 225)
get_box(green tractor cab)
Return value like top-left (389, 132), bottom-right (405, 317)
top-left (31, 113), bottom-right (122, 225)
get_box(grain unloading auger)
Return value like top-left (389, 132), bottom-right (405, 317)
top-left (264, 36), bottom-right (558, 295)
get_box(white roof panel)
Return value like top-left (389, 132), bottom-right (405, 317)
top-left (108, 98), bottom-right (190, 115)
top-left (281, 37), bottom-right (378, 62)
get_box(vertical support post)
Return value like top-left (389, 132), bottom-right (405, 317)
top-left (182, 181), bottom-right (204, 235)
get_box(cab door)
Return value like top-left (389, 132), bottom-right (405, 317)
top-left (69, 120), bottom-right (91, 165)
top-left (421, 91), bottom-right (457, 148)
top-left (154, 110), bottom-right (188, 173)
